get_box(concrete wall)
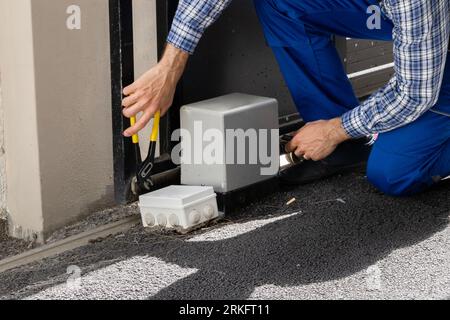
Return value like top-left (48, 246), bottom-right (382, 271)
top-left (0, 0), bottom-right (45, 241)
top-left (0, 0), bottom-right (158, 242)
top-left (0, 71), bottom-right (6, 220)
top-left (31, 0), bottom-right (115, 235)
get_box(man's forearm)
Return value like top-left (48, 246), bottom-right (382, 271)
top-left (328, 118), bottom-right (351, 145)
top-left (160, 43), bottom-right (190, 82)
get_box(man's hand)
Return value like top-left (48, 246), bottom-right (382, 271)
top-left (286, 118), bottom-right (350, 161)
top-left (122, 44), bottom-right (189, 137)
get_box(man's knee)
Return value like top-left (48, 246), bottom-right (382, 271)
top-left (366, 150), bottom-right (421, 197)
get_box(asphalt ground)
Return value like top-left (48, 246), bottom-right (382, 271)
top-left (0, 171), bottom-right (448, 300)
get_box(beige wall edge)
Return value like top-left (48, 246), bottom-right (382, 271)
top-left (0, 0), bottom-right (45, 242)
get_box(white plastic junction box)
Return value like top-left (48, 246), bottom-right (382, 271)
top-left (139, 186), bottom-right (219, 232)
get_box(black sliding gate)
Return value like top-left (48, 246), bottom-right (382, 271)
top-left (109, 0), bottom-right (181, 203)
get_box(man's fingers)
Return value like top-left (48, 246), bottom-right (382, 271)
top-left (123, 81), bottom-right (140, 96)
top-left (123, 99), bottom-right (150, 118)
top-left (286, 137), bottom-right (307, 160)
top-left (294, 147), bottom-right (306, 159)
top-left (301, 153), bottom-right (311, 161)
top-left (123, 86), bottom-right (136, 97)
top-left (123, 109), bottom-right (154, 137)
top-left (285, 139), bottom-right (297, 153)
top-left (122, 91), bottom-right (144, 108)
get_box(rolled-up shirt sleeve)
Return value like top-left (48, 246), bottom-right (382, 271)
top-left (342, 0), bottom-right (450, 138)
top-left (167, 0), bottom-right (233, 54)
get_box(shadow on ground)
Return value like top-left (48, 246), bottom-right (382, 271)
top-left (0, 172), bottom-right (448, 299)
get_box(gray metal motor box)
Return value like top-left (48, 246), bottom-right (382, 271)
top-left (180, 93), bottom-right (279, 193)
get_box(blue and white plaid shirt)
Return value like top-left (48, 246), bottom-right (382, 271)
top-left (167, 0), bottom-right (450, 138)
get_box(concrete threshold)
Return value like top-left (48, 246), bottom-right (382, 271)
top-left (0, 216), bottom-right (140, 273)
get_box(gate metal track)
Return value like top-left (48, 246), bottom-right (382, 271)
top-left (0, 216), bottom-right (140, 273)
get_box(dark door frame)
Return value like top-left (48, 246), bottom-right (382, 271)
top-left (109, 0), bottom-right (179, 203)
top-left (109, 0), bottom-right (136, 204)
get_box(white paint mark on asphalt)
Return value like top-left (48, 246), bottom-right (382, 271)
top-left (187, 212), bottom-right (301, 242)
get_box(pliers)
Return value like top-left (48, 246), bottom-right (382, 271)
top-left (130, 111), bottom-right (161, 195)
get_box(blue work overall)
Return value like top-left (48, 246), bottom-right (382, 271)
top-left (254, 0), bottom-right (450, 196)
